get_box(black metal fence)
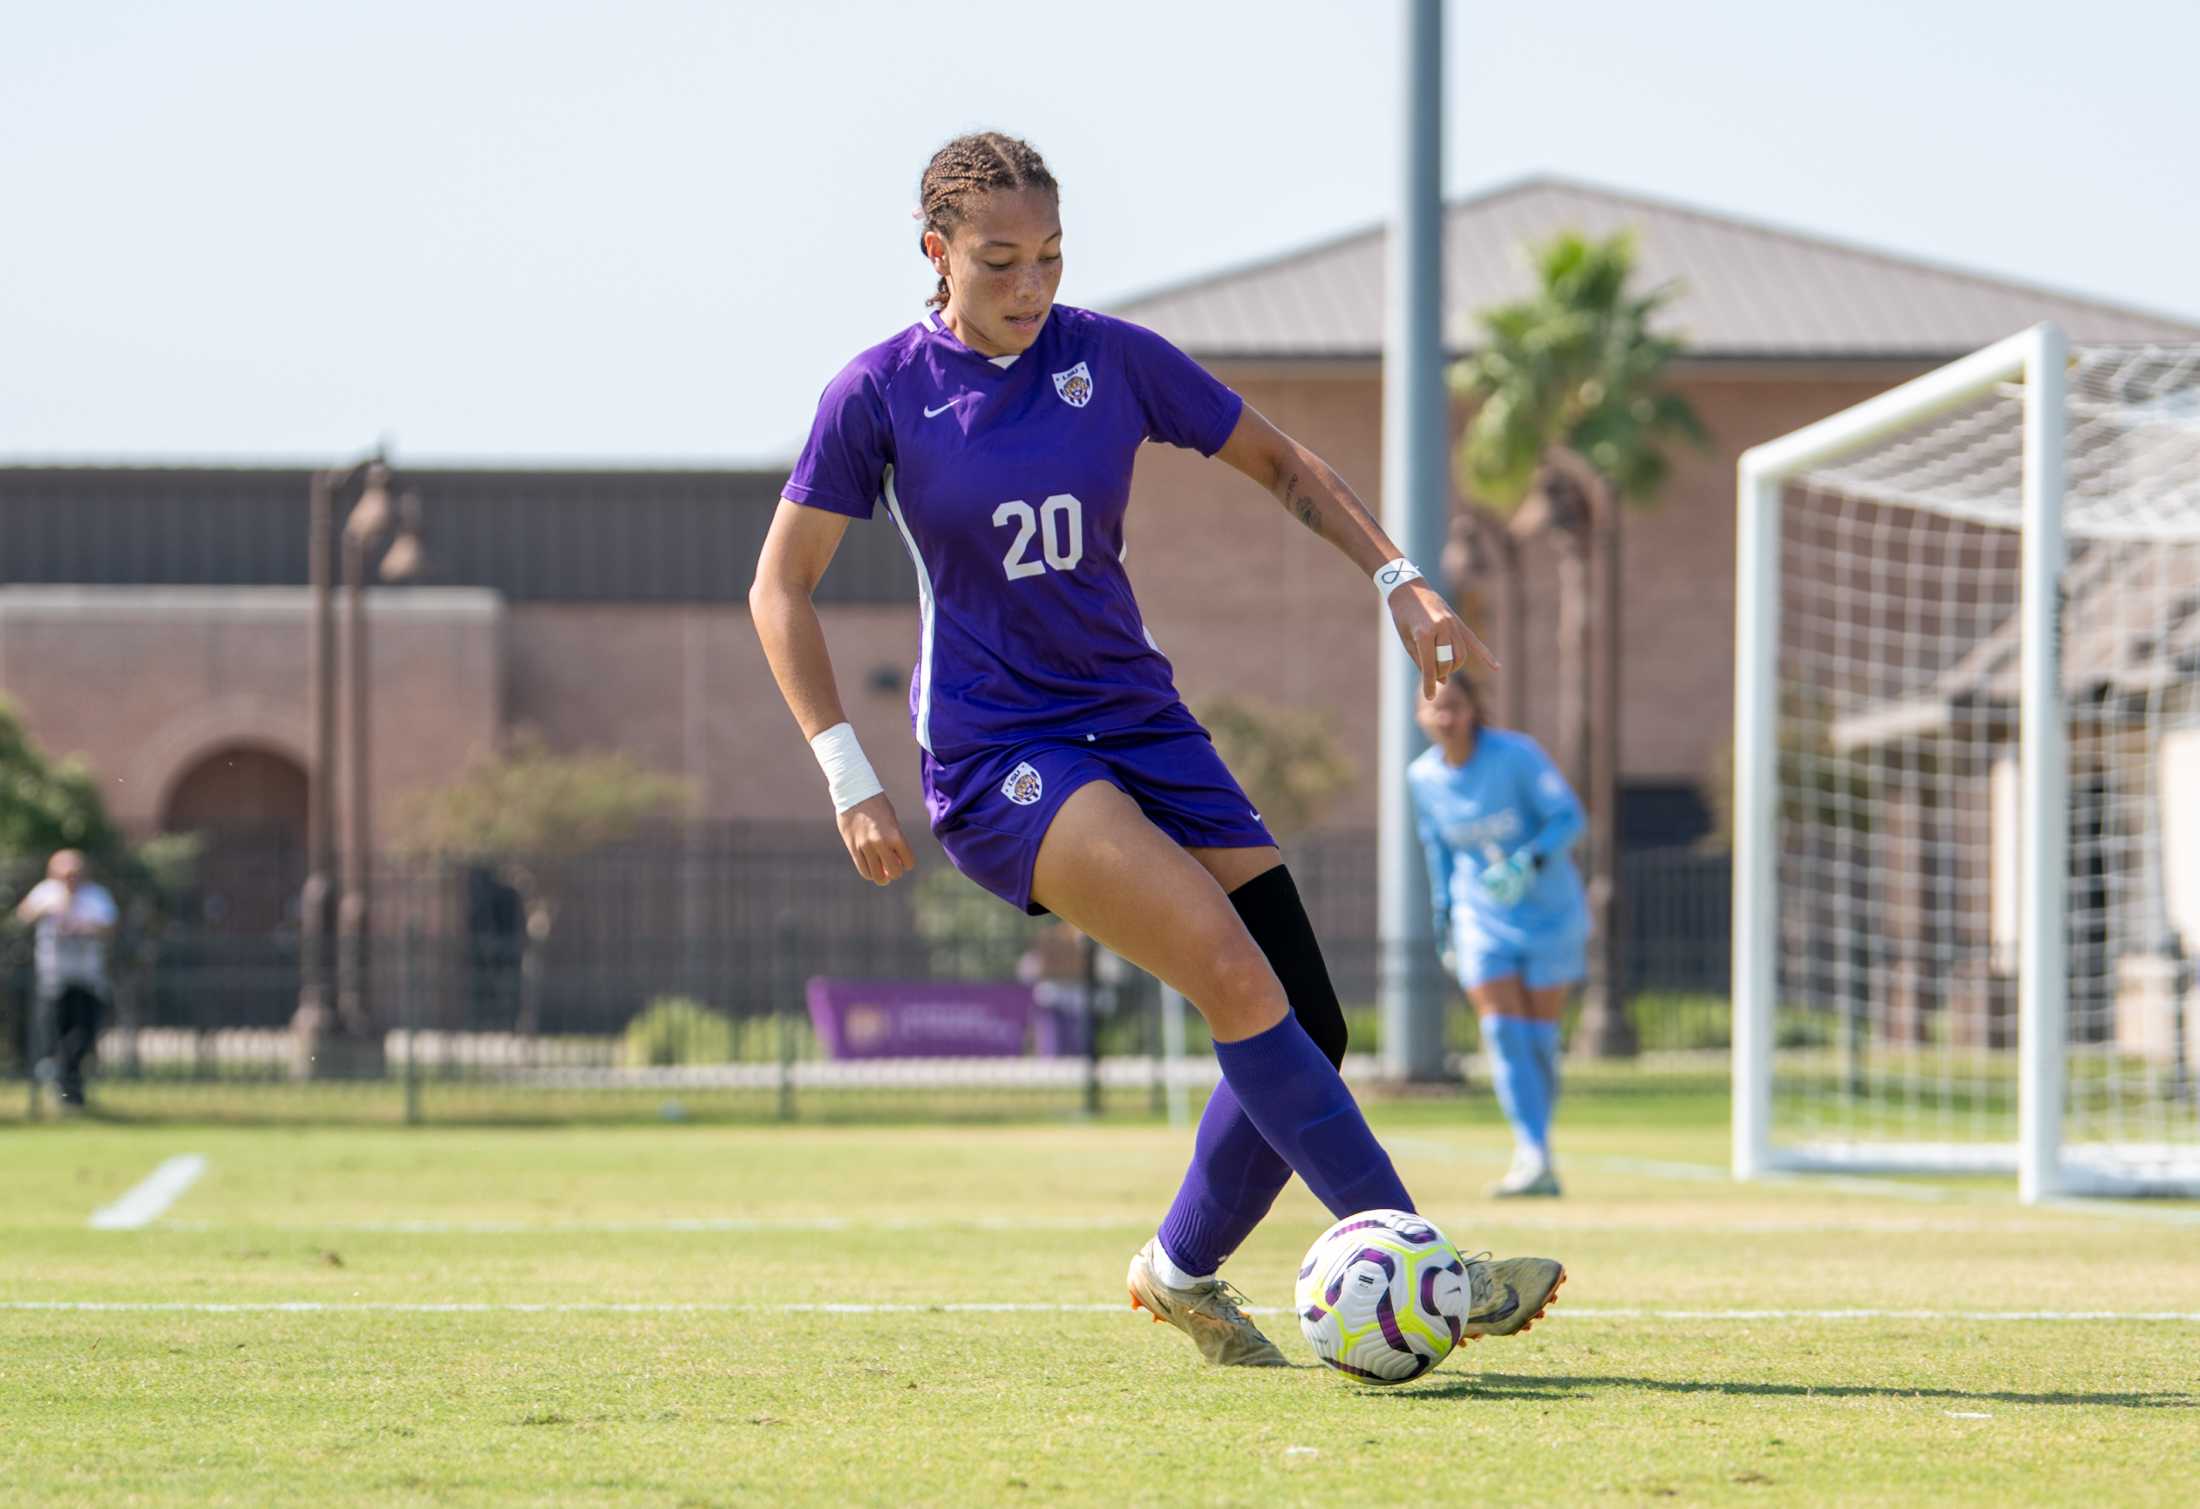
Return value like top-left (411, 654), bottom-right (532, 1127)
top-left (3, 829), bottom-right (1733, 1122)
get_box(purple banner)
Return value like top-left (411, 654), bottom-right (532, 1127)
top-left (804, 978), bottom-right (1035, 1059)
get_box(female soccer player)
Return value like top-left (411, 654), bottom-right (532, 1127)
top-left (1410, 672), bottom-right (1590, 1197)
top-left (751, 132), bottom-right (1564, 1366)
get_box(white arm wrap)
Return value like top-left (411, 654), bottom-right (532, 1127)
top-left (1373, 557), bottom-right (1424, 596)
top-left (809, 722), bottom-right (885, 814)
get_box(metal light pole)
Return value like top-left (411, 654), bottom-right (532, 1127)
top-left (297, 456), bottom-right (379, 1074)
top-left (297, 457), bottom-right (421, 1077)
top-left (299, 469), bottom-right (339, 1039)
top-left (1377, 0), bottom-right (1449, 1081)
top-left (335, 462), bottom-right (391, 1039)
top-left (333, 469), bottom-right (427, 1045)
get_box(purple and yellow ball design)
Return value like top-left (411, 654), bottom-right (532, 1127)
top-left (1294, 1209), bottom-right (1470, 1384)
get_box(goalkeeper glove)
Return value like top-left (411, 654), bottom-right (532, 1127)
top-left (1477, 850), bottom-right (1537, 908)
top-left (1432, 912), bottom-right (1458, 979)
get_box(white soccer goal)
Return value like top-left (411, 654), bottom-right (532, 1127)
top-left (1733, 324), bottom-right (2200, 1202)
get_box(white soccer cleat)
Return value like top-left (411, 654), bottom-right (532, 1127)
top-left (1489, 1147), bottom-right (1562, 1199)
top-left (1126, 1238), bottom-right (1288, 1367)
top-left (1459, 1253), bottom-right (1567, 1339)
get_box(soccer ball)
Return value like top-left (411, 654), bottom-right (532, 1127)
top-left (1294, 1209), bottom-right (1470, 1384)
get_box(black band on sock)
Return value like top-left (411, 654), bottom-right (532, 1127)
top-left (1226, 865), bottom-right (1348, 1067)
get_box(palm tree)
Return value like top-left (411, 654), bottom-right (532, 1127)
top-left (1441, 504), bottom-right (1528, 729)
top-left (1451, 231), bottom-right (1707, 1056)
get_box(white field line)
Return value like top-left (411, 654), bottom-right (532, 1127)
top-left (159, 1215), bottom-right (1140, 1235)
top-left (2039, 1198), bottom-right (2200, 1228)
top-left (1393, 1137), bottom-right (2200, 1219)
top-left (1596, 1153), bottom-right (1959, 1204)
top-left (1389, 1137), bottom-right (1957, 1204)
top-left (5, 1301), bottom-right (2200, 1323)
top-left (1766, 1172), bottom-right (1955, 1204)
top-left (1551, 1308), bottom-right (2200, 1323)
top-left (160, 1214), bottom-right (2144, 1237)
top-left (87, 1156), bottom-right (207, 1230)
top-left (105, 1148), bottom-right (2196, 1237)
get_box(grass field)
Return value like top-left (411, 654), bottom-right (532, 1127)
top-left (5, 1083), bottom-right (2198, 1506)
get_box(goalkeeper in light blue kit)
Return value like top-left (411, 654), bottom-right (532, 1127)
top-left (1411, 673), bottom-right (1589, 1197)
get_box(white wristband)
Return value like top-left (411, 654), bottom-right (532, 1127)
top-left (809, 722), bottom-right (884, 814)
top-left (1374, 558), bottom-right (1424, 597)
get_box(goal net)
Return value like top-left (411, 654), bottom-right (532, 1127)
top-left (1734, 327), bottom-right (2200, 1200)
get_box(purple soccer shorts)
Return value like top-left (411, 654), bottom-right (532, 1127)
top-left (922, 714), bottom-right (1276, 915)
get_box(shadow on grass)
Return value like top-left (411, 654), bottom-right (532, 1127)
top-left (1399, 1372), bottom-right (2197, 1410)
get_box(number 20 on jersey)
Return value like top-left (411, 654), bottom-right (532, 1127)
top-left (994, 493), bottom-right (1084, 580)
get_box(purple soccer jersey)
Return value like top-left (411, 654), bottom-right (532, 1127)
top-left (784, 305), bottom-right (1244, 759)
top-left (785, 302), bottom-right (1415, 1254)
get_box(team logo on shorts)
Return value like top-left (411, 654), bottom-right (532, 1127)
top-left (1052, 362), bottom-right (1093, 409)
top-left (1001, 761), bottom-right (1045, 806)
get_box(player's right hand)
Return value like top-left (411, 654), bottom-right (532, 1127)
top-left (837, 792), bottom-right (917, 887)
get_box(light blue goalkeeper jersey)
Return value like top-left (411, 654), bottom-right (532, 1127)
top-left (1408, 730), bottom-right (1589, 950)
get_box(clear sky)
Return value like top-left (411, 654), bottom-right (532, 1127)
top-left (6, 0), bottom-right (2195, 466)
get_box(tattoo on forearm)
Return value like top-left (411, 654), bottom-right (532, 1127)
top-left (1278, 469), bottom-right (1325, 536)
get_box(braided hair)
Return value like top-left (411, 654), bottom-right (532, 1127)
top-left (917, 132), bottom-right (1059, 311)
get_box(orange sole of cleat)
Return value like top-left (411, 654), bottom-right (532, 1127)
top-left (1466, 1265), bottom-right (1566, 1341)
top-left (1520, 1267), bottom-right (1568, 1333)
top-left (1495, 1266), bottom-right (1567, 1337)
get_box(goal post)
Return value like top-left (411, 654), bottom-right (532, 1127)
top-left (1733, 324), bottom-right (2200, 1202)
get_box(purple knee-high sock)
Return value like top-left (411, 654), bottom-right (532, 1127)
top-left (1157, 1015), bottom-right (1413, 1276)
top-left (1155, 1079), bottom-right (1294, 1277)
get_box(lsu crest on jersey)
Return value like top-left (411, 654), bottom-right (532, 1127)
top-left (1001, 761), bottom-right (1045, 806)
top-left (1052, 361), bottom-right (1093, 408)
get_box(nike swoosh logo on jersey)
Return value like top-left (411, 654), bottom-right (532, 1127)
top-left (923, 399), bottom-right (963, 418)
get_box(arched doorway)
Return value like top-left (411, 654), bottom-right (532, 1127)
top-left (162, 746), bottom-right (310, 934)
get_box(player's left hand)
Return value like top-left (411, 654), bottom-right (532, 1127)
top-left (1386, 579), bottom-right (1497, 700)
top-left (1477, 850), bottom-right (1536, 908)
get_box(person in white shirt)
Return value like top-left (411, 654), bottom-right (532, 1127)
top-left (14, 849), bottom-right (118, 1109)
